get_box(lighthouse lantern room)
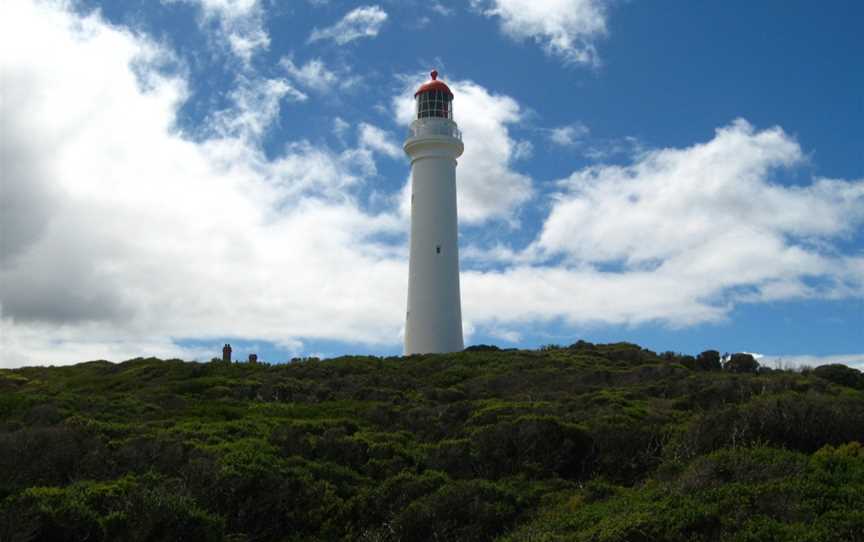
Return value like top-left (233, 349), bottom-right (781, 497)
top-left (415, 70), bottom-right (454, 119)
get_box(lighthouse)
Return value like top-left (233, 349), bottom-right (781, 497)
top-left (404, 70), bottom-right (465, 355)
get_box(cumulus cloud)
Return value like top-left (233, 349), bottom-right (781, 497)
top-left (308, 5), bottom-right (388, 45)
top-left (460, 120), bottom-right (864, 332)
top-left (473, 0), bottom-right (609, 65)
top-left (535, 120), bottom-right (863, 268)
top-left (463, 265), bottom-right (730, 330)
top-left (393, 74), bottom-right (533, 224)
top-left (0, 1), bottom-right (406, 366)
top-left (168, 0), bottom-right (270, 63)
top-left (1, 321), bottom-right (218, 366)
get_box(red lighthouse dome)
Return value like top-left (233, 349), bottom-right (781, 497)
top-left (414, 70), bottom-right (454, 120)
top-left (414, 70), bottom-right (453, 98)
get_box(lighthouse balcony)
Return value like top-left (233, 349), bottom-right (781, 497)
top-left (407, 118), bottom-right (462, 141)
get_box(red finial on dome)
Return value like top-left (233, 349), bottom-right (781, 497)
top-left (431, 70), bottom-right (438, 80)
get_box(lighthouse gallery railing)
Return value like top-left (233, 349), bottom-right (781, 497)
top-left (407, 118), bottom-right (462, 141)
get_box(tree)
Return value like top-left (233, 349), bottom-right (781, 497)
top-left (695, 350), bottom-right (722, 371)
top-left (813, 364), bottom-right (864, 390)
top-left (725, 353), bottom-right (760, 374)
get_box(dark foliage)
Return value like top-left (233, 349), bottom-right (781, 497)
top-left (696, 350), bottom-right (722, 371)
top-left (1, 342), bottom-right (862, 541)
top-left (724, 353), bottom-right (760, 374)
top-left (464, 344), bottom-right (501, 352)
top-left (813, 363), bottom-right (864, 390)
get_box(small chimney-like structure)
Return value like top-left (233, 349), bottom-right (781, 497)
top-left (222, 344), bottom-right (232, 363)
top-left (248, 353), bottom-right (258, 364)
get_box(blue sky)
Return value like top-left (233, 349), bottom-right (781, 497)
top-left (1, 0), bottom-right (862, 368)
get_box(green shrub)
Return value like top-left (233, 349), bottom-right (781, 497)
top-left (724, 353), bottom-right (759, 374)
top-left (0, 476), bottom-right (223, 542)
top-left (2, 345), bottom-right (863, 541)
top-left (392, 480), bottom-right (521, 542)
top-left (471, 416), bottom-right (592, 480)
top-left (812, 364), bottom-right (864, 390)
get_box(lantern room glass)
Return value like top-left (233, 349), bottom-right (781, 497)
top-left (416, 90), bottom-right (453, 120)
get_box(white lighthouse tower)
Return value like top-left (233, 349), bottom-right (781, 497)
top-left (404, 70), bottom-right (464, 355)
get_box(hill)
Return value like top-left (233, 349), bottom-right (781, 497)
top-left (1, 342), bottom-right (863, 541)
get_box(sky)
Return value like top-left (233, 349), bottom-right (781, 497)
top-left (1, 0), bottom-right (862, 369)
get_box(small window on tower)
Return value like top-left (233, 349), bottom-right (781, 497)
top-left (436, 245), bottom-right (441, 254)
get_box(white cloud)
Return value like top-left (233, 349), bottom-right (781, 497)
top-left (535, 120), bottom-right (863, 267)
top-left (549, 123), bottom-right (589, 147)
top-left (757, 353), bottom-right (864, 371)
top-left (487, 326), bottom-right (522, 343)
top-left (463, 265), bottom-right (731, 329)
top-left (358, 123), bottom-right (402, 159)
top-left (189, 0), bottom-right (259, 21)
top-left (473, 0), bottom-right (609, 65)
top-left (431, 2), bottom-right (454, 16)
top-left (0, 1), bottom-right (406, 367)
top-left (210, 76), bottom-right (306, 141)
top-left (512, 140), bottom-right (534, 161)
top-left (308, 5), bottom-right (388, 45)
top-left (168, 0), bottom-right (270, 63)
top-left (332, 117), bottom-right (351, 142)
top-left (583, 135), bottom-right (645, 161)
top-left (1, 321), bottom-right (217, 366)
top-left (459, 120), bottom-right (864, 331)
top-left (280, 57), bottom-right (358, 93)
top-left (393, 74), bottom-right (533, 224)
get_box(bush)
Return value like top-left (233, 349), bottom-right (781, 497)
top-left (464, 344), bottom-right (500, 352)
top-left (724, 353), bottom-right (759, 374)
top-left (2, 345), bottom-right (863, 540)
top-left (503, 444), bottom-right (864, 542)
top-left (668, 393), bottom-right (864, 459)
top-left (391, 480), bottom-right (521, 542)
top-left (471, 416), bottom-right (592, 480)
top-left (813, 364), bottom-right (864, 390)
top-left (695, 350), bottom-right (722, 371)
top-left (0, 476), bottom-right (223, 542)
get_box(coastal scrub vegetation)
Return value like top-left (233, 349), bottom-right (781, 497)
top-left (1, 342), bottom-right (862, 541)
